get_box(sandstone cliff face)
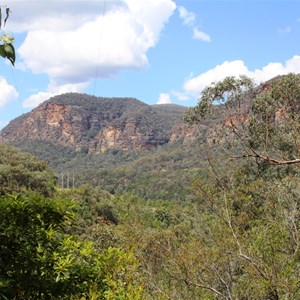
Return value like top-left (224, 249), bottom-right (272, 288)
top-left (1, 101), bottom-right (105, 150)
top-left (169, 124), bottom-right (204, 145)
top-left (92, 121), bottom-right (164, 153)
top-left (0, 93), bottom-right (191, 153)
top-left (2, 102), bottom-right (74, 144)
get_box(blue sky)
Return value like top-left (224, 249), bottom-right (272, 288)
top-left (1, 0), bottom-right (300, 129)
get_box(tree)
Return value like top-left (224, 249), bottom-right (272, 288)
top-left (171, 73), bottom-right (300, 299)
top-left (185, 73), bottom-right (300, 165)
top-left (0, 143), bottom-right (56, 197)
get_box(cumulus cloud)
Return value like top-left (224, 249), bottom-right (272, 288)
top-left (183, 60), bottom-right (249, 95)
top-left (178, 6), bottom-right (195, 26)
top-left (17, 0), bottom-right (176, 85)
top-left (22, 81), bottom-right (89, 108)
top-left (0, 77), bottom-right (19, 108)
top-left (193, 27), bottom-right (211, 42)
top-left (183, 56), bottom-right (300, 96)
top-left (157, 93), bottom-right (172, 104)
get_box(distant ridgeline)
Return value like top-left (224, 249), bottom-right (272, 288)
top-left (0, 93), bottom-right (191, 153)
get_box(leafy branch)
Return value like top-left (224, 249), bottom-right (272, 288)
top-left (0, 6), bottom-right (15, 65)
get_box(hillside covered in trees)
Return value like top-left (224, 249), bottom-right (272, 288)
top-left (0, 73), bottom-right (299, 299)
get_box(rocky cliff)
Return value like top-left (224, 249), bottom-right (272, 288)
top-left (0, 93), bottom-right (196, 153)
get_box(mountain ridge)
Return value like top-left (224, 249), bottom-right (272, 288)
top-left (0, 93), bottom-right (191, 154)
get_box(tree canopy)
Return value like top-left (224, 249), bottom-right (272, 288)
top-left (185, 73), bottom-right (300, 165)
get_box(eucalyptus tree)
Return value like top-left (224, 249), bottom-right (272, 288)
top-left (177, 74), bottom-right (300, 299)
top-left (185, 73), bottom-right (300, 166)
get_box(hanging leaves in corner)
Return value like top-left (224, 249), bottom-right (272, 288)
top-left (0, 6), bottom-right (15, 66)
top-left (3, 43), bottom-right (15, 65)
top-left (0, 7), bottom-right (16, 66)
top-left (0, 34), bottom-right (15, 66)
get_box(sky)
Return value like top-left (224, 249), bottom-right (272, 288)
top-left (0, 0), bottom-right (300, 129)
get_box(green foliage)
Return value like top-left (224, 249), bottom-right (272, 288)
top-left (249, 73), bottom-right (300, 160)
top-left (185, 73), bottom-right (300, 166)
top-left (100, 247), bottom-right (144, 300)
top-left (163, 160), bottom-right (300, 299)
top-left (0, 193), bottom-right (145, 299)
top-left (0, 143), bottom-right (56, 196)
top-left (12, 138), bottom-right (205, 201)
top-left (0, 194), bottom-right (75, 299)
top-left (0, 7), bottom-right (15, 66)
top-left (184, 75), bottom-right (255, 123)
top-left (0, 145), bottom-right (145, 299)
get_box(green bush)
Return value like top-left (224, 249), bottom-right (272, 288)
top-left (0, 193), bottom-right (144, 299)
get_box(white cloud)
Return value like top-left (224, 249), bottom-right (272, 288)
top-left (193, 27), bottom-right (211, 42)
top-left (157, 90), bottom-right (190, 105)
top-left (0, 77), bottom-right (19, 108)
top-left (178, 6), bottom-right (195, 26)
top-left (183, 60), bottom-right (249, 95)
top-left (183, 56), bottom-right (300, 96)
top-left (157, 93), bottom-right (172, 104)
top-left (22, 81), bottom-right (89, 108)
top-left (177, 6), bottom-right (211, 43)
top-left (17, 0), bottom-right (176, 85)
top-left (171, 90), bottom-right (190, 101)
top-left (8, 1), bottom-right (126, 32)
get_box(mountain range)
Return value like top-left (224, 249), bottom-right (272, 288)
top-left (0, 93), bottom-right (211, 200)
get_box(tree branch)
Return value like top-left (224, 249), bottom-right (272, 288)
top-left (229, 121), bottom-right (300, 165)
